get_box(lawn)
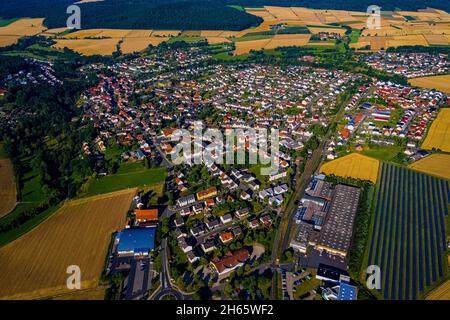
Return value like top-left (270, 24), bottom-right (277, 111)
top-left (293, 269), bottom-right (321, 299)
top-left (249, 163), bottom-right (271, 188)
top-left (84, 162), bottom-right (167, 196)
top-left (213, 52), bottom-right (234, 60)
top-left (361, 145), bottom-right (403, 162)
top-left (349, 29), bottom-right (362, 43)
top-left (104, 143), bottom-right (125, 161)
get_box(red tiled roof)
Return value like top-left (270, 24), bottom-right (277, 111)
top-left (212, 249), bottom-right (250, 274)
top-left (134, 209), bottom-right (158, 221)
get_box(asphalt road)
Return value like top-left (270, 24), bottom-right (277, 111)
top-left (152, 238), bottom-right (186, 300)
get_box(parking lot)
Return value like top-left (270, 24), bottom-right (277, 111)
top-left (281, 268), bottom-right (320, 300)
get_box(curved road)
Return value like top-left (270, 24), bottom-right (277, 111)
top-left (152, 238), bottom-right (188, 300)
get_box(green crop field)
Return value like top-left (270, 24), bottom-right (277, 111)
top-left (85, 162), bottom-right (167, 196)
top-left (361, 145), bottom-right (403, 162)
top-left (0, 18), bottom-right (18, 27)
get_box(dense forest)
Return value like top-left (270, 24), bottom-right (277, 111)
top-left (0, 0), bottom-right (262, 30)
top-left (0, 0), bottom-right (448, 31)
top-left (227, 0), bottom-right (450, 12)
top-left (0, 53), bottom-right (100, 232)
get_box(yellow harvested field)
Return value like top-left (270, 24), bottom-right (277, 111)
top-left (0, 189), bottom-right (136, 300)
top-left (218, 31), bottom-right (240, 38)
top-left (367, 37), bottom-right (387, 51)
top-left (96, 29), bottom-right (133, 38)
top-left (290, 8), bottom-right (323, 24)
top-left (125, 30), bottom-right (153, 38)
top-left (307, 41), bottom-right (335, 47)
top-left (0, 18), bottom-right (46, 47)
top-left (246, 9), bottom-right (276, 21)
top-left (234, 33), bottom-right (311, 55)
top-left (308, 27), bottom-right (346, 35)
top-left (265, 6), bottom-right (299, 20)
top-left (0, 36), bottom-right (19, 47)
top-left (264, 34), bottom-right (311, 49)
top-left (320, 153), bottom-right (380, 183)
top-left (64, 29), bottom-right (132, 39)
top-left (234, 38), bottom-right (271, 55)
top-left (0, 159), bottom-right (16, 218)
top-left (409, 75), bottom-right (450, 94)
top-left (205, 36), bottom-right (231, 44)
top-left (409, 154), bottom-right (450, 180)
top-left (362, 27), bottom-right (405, 37)
top-left (424, 34), bottom-right (449, 45)
top-left (40, 27), bottom-right (68, 36)
top-left (386, 35), bottom-right (428, 48)
top-left (120, 37), bottom-right (168, 54)
top-left (151, 30), bottom-right (180, 37)
top-left (0, 18), bottom-right (45, 36)
top-left (51, 288), bottom-right (105, 300)
top-left (426, 278), bottom-right (450, 300)
top-left (63, 29), bottom-right (104, 39)
top-left (53, 38), bottom-right (120, 55)
top-left (200, 30), bottom-right (224, 37)
top-left (421, 108), bottom-right (450, 152)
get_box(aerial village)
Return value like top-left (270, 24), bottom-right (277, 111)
top-left (63, 45), bottom-right (450, 300)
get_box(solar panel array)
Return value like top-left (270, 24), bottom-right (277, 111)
top-left (367, 163), bottom-right (449, 300)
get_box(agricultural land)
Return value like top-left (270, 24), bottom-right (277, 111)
top-left (320, 153), bottom-right (380, 183)
top-left (3, 6), bottom-right (450, 56)
top-left (421, 108), bottom-right (450, 152)
top-left (0, 18), bottom-right (45, 47)
top-left (426, 278), bottom-right (450, 300)
top-left (409, 154), bottom-right (450, 180)
top-left (409, 75), bottom-right (450, 94)
top-left (0, 189), bottom-right (135, 300)
top-left (0, 158), bottom-right (16, 218)
top-left (365, 163), bottom-right (449, 299)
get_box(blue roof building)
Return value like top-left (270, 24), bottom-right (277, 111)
top-left (338, 279), bottom-right (358, 300)
top-left (116, 228), bottom-right (156, 255)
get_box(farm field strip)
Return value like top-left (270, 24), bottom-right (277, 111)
top-left (0, 189), bottom-right (135, 300)
top-left (409, 75), bottom-right (450, 94)
top-left (0, 159), bottom-right (16, 218)
top-left (367, 163), bottom-right (449, 299)
top-left (409, 154), bottom-right (450, 180)
top-left (421, 108), bottom-right (450, 152)
top-left (319, 153), bottom-right (380, 183)
top-left (53, 38), bottom-right (120, 56)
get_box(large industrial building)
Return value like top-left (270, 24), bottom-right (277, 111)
top-left (316, 184), bottom-right (361, 257)
top-left (290, 175), bottom-right (361, 263)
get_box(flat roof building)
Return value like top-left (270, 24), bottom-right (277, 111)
top-left (290, 223), bottom-right (315, 253)
top-left (316, 184), bottom-right (361, 258)
top-left (116, 228), bottom-right (156, 256)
